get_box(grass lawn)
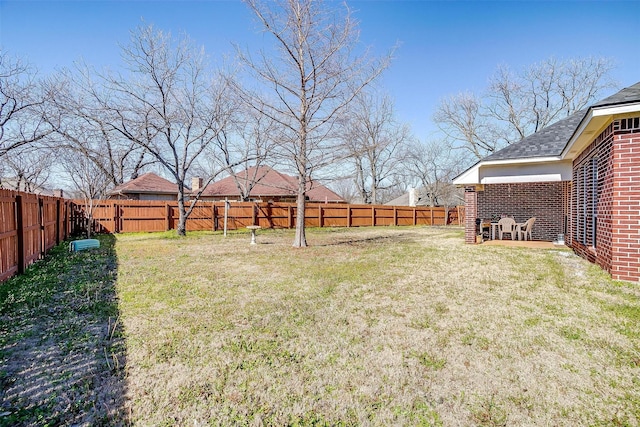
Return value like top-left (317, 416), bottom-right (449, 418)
top-left (2, 226), bottom-right (640, 426)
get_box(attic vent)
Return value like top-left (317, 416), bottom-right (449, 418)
top-left (619, 117), bottom-right (640, 132)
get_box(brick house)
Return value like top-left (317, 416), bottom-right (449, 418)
top-left (107, 172), bottom-right (179, 201)
top-left (453, 82), bottom-right (640, 282)
top-left (196, 165), bottom-right (345, 203)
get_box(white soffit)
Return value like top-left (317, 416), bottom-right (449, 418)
top-left (454, 158), bottom-right (570, 185)
top-left (562, 102), bottom-right (640, 159)
top-left (481, 174), bottom-right (563, 184)
top-left (479, 161), bottom-right (573, 184)
top-left (452, 163), bottom-right (480, 185)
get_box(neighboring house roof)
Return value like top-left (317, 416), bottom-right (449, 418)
top-left (385, 189), bottom-right (430, 206)
top-left (453, 81), bottom-right (640, 185)
top-left (0, 179), bottom-right (63, 197)
top-left (108, 172), bottom-right (179, 196)
top-left (201, 165), bottom-right (345, 202)
top-left (385, 193), bottom-right (412, 206)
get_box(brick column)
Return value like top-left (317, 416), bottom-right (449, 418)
top-left (464, 187), bottom-right (478, 244)
top-left (611, 127), bottom-right (640, 282)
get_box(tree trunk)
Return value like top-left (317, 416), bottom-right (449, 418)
top-left (86, 198), bottom-right (94, 238)
top-left (293, 175), bottom-right (307, 247)
top-left (176, 188), bottom-right (187, 236)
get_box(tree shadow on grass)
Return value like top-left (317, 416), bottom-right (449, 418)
top-left (0, 234), bottom-right (127, 426)
top-left (315, 231), bottom-right (418, 247)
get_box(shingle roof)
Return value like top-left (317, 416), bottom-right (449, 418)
top-left (483, 109), bottom-right (587, 161)
top-left (385, 189), bottom-right (431, 206)
top-left (482, 82), bottom-right (640, 162)
top-left (108, 172), bottom-right (178, 195)
top-left (201, 166), bottom-right (345, 202)
top-left (592, 81), bottom-right (640, 107)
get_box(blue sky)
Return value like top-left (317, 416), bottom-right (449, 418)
top-left (1, 0), bottom-right (639, 140)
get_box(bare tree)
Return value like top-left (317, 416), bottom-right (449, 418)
top-left (43, 67), bottom-right (154, 188)
top-left (195, 107), bottom-right (277, 201)
top-left (342, 91), bottom-right (413, 204)
top-left (434, 56), bottom-right (616, 159)
top-left (0, 50), bottom-right (51, 157)
top-left (99, 25), bottom-right (237, 236)
top-left (487, 57), bottom-right (616, 142)
top-left (434, 92), bottom-right (505, 159)
top-left (60, 150), bottom-right (111, 238)
top-left (0, 145), bottom-right (52, 192)
top-left (237, 0), bottom-right (392, 247)
top-left (328, 177), bottom-right (361, 204)
top-left (403, 139), bottom-right (466, 207)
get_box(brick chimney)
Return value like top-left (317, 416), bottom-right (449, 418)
top-left (191, 177), bottom-right (203, 192)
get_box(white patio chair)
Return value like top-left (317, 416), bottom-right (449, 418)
top-left (517, 217), bottom-right (536, 241)
top-left (498, 217), bottom-right (517, 240)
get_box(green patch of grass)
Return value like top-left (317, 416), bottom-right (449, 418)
top-left (461, 330), bottom-right (491, 350)
top-left (392, 400), bottom-right (443, 426)
top-left (0, 234), bottom-right (126, 425)
top-left (559, 325), bottom-right (585, 341)
top-left (469, 395), bottom-right (508, 427)
top-left (606, 303), bottom-right (640, 339)
top-left (410, 314), bottom-right (433, 330)
top-left (412, 351), bottom-right (447, 370)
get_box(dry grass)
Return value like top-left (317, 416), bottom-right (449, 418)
top-left (111, 226), bottom-right (640, 426)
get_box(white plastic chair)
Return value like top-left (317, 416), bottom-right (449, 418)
top-left (518, 217), bottom-right (536, 241)
top-left (498, 217), bottom-right (517, 240)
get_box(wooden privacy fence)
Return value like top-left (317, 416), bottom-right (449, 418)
top-left (72, 200), bottom-right (465, 234)
top-left (2, 194), bottom-right (464, 284)
top-left (0, 189), bottom-right (71, 283)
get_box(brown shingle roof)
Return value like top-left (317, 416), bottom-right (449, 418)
top-left (108, 172), bottom-right (179, 195)
top-left (201, 166), bottom-right (344, 202)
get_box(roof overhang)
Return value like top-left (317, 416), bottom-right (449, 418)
top-left (453, 157), bottom-right (570, 186)
top-left (562, 101), bottom-right (640, 159)
top-left (455, 100), bottom-right (640, 186)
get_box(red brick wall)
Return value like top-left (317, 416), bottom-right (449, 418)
top-left (571, 124), bottom-right (614, 272)
top-left (562, 181), bottom-right (573, 247)
top-left (464, 188), bottom-right (478, 244)
top-left (570, 117), bottom-right (640, 282)
top-left (477, 182), bottom-right (567, 241)
top-left (610, 118), bottom-right (640, 281)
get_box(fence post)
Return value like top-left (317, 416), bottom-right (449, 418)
top-left (55, 199), bottom-right (61, 245)
top-left (252, 203), bottom-right (257, 226)
top-left (393, 206), bottom-right (397, 226)
top-left (112, 202), bottom-right (119, 233)
top-left (371, 206), bottom-right (375, 226)
top-left (430, 208), bottom-right (434, 226)
top-left (224, 200), bottom-right (229, 236)
top-left (288, 205), bottom-right (293, 229)
top-left (65, 201), bottom-right (71, 239)
top-left (413, 208), bottom-right (417, 226)
top-left (347, 205), bottom-right (351, 227)
top-left (319, 205), bottom-right (323, 228)
top-left (165, 203), bottom-right (171, 231)
top-left (15, 195), bottom-right (25, 274)
top-left (38, 197), bottom-right (45, 257)
top-left (212, 202), bottom-right (217, 232)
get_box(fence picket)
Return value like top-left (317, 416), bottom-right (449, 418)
top-left (0, 190), bottom-right (70, 283)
